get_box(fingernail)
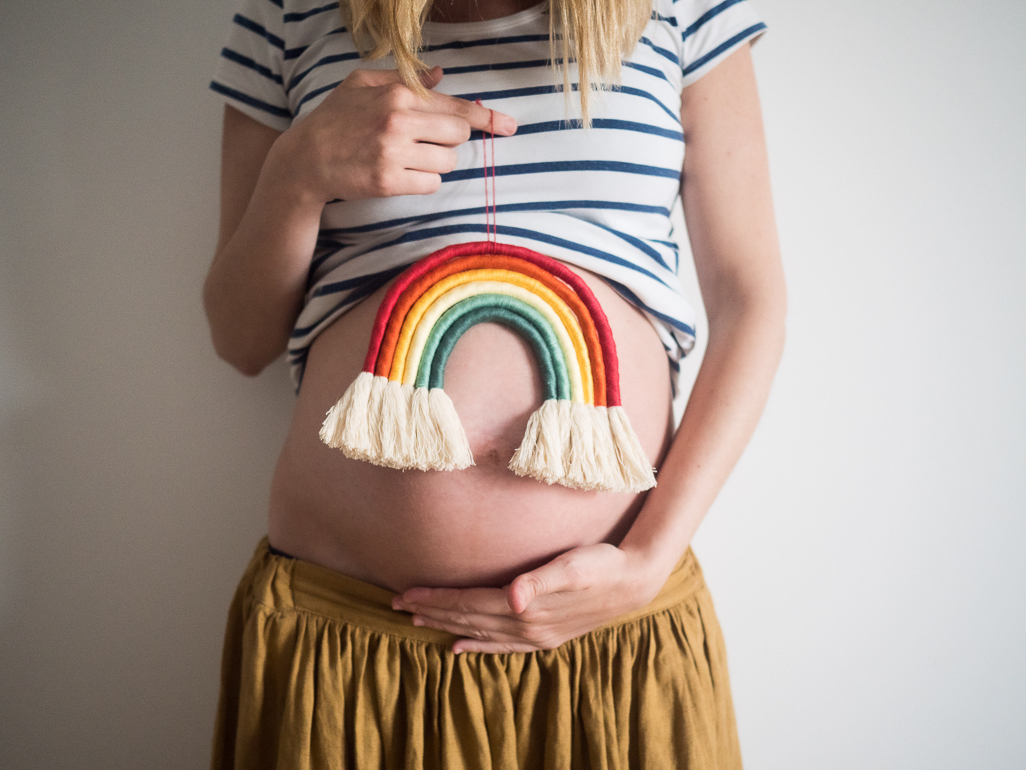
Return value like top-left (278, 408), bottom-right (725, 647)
top-left (412, 617), bottom-right (424, 627)
top-left (391, 598), bottom-right (403, 611)
top-left (498, 115), bottom-right (517, 135)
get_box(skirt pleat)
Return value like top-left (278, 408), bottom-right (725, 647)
top-left (212, 539), bottom-right (741, 770)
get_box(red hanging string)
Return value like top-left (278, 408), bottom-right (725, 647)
top-left (488, 110), bottom-right (496, 242)
top-left (475, 100), bottom-right (497, 243)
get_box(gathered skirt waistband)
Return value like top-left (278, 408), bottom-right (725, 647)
top-left (212, 537), bottom-right (741, 770)
top-left (257, 537), bottom-right (704, 644)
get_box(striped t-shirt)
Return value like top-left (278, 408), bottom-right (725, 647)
top-left (210, 0), bottom-right (766, 397)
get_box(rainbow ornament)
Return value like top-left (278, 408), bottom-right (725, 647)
top-left (319, 242), bottom-right (656, 493)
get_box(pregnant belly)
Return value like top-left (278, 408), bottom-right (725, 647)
top-left (268, 262), bottom-right (674, 592)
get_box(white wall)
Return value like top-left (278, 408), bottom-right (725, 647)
top-left (1, 1), bottom-right (1023, 767)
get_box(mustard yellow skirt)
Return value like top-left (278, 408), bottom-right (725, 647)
top-left (212, 538), bottom-right (741, 770)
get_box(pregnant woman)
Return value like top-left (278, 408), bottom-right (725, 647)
top-left (204, 0), bottom-right (785, 766)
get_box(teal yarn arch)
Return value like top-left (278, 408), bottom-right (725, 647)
top-left (416, 294), bottom-right (571, 401)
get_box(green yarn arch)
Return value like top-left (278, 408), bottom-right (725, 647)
top-left (417, 294), bottom-right (571, 401)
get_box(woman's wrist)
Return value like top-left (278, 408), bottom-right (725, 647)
top-left (259, 126), bottom-right (335, 212)
top-left (619, 536), bottom-right (683, 606)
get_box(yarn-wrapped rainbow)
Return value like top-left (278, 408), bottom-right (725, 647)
top-left (319, 242), bottom-right (656, 493)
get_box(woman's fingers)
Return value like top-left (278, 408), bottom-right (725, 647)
top-left (394, 586), bottom-right (515, 615)
top-left (403, 605), bottom-right (568, 652)
top-left (415, 91), bottom-right (517, 136)
top-left (406, 112), bottom-right (473, 149)
top-left (394, 585), bottom-right (577, 650)
top-left (390, 169), bottom-right (445, 196)
top-left (399, 142), bottom-right (458, 176)
top-left (343, 66), bottom-right (516, 136)
top-left (292, 65), bottom-right (516, 200)
top-left (408, 608), bottom-right (522, 637)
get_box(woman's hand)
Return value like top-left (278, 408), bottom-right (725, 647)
top-left (205, 66), bottom-right (516, 375)
top-left (271, 66), bottom-right (517, 204)
top-left (392, 543), bottom-right (669, 654)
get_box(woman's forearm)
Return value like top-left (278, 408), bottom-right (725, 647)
top-left (618, 42), bottom-right (787, 583)
top-left (203, 133), bottom-right (325, 376)
top-left (620, 289), bottom-right (786, 580)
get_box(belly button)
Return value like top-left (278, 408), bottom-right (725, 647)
top-left (481, 447), bottom-right (508, 468)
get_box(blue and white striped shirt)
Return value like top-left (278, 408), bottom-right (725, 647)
top-left (211, 0), bottom-right (766, 396)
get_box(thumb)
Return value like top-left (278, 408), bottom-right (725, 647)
top-left (507, 557), bottom-right (582, 614)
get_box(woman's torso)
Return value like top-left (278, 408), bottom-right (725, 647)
top-left (269, 266), bottom-right (672, 591)
top-left (239, 0), bottom-right (705, 591)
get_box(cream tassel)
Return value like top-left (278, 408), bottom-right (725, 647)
top-left (362, 374), bottom-right (389, 460)
top-left (509, 409), bottom-right (541, 477)
top-left (377, 380), bottom-right (415, 468)
top-left (428, 388), bottom-right (474, 470)
top-left (553, 399), bottom-right (573, 480)
top-left (319, 371), bottom-right (377, 460)
top-left (408, 386), bottom-right (441, 470)
top-left (509, 399), bottom-right (567, 484)
top-left (588, 405), bottom-right (620, 492)
top-left (607, 406), bottom-right (657, 492)
top-left (319, 375), bottom-right (363, 449)
top-left (566, 401), bottom-right (600, 490)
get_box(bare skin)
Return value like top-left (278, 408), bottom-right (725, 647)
top-left (266, 257), bottom-right (673, 590)
top-left (204, 2), bottom-right (785, 654)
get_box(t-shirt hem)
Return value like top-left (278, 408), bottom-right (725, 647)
top-left (209, 80), bottom-right (293, 133)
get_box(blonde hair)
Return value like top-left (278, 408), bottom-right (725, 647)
top-left (342, 0), bottom-right (652, 125)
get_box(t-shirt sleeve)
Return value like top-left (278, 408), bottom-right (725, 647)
top-left (674, 0), bottom-right (767, 88)
top-left (209, 0), bottom-right (292, 132)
